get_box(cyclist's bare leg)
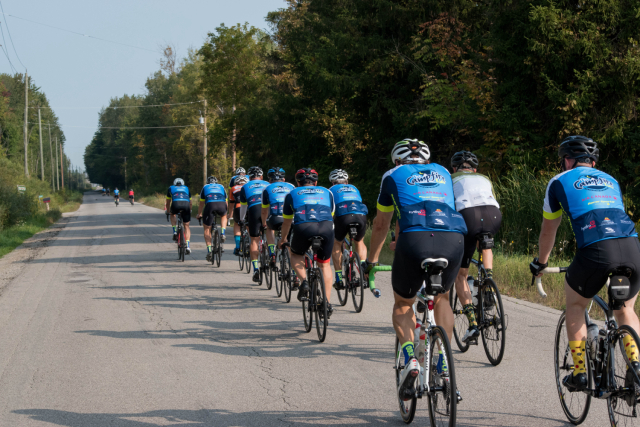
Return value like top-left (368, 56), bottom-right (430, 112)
top-left (393, 292), bottom-right (417, 345)
top-left (434, 292), bottom-right (454, 341)
top-left (184, 223), bottom-right (191, 241)
top-left (170, 214), bottom-right (177, 227)
top-left (203, 224), bottom-right (212, 246)
top-left (565, 280), bottom-right (589, 341)
top-left (331, 240), bottom-right (343, 272)
top-left (355, 238), bottom-right (367, 263)
top-left (290, 252), bottom-right (306, 281)
top-left (614, 293), bottom-right (640, 334)
top-left (319, 261), bottom-right (333, 303)
top-left (454, 268), bottom-right (473, 306)
top-left (482, 248), bottom-right (493, 269)
top-left (234, 222), bottom-right (241, 237)
top-left (250, 236), bottom-right (260, 261)
top-left (265, 228), bottom-right (275, 245)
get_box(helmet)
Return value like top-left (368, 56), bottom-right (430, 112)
top-left (115, 187), bottom-right (118, 190)
top-left (268, 167), bottom-right (285, 180)
top-left (559, 136), bottom-right (599, 162)
top-left (235, 167), bottom-right (246, 175)
top-left (236, 175), bottom-right (249, 186)
top-left (391, 139), bottom-right (430, 164)
top-left (207, 176), bottom-right (217, 184)
top-left (247, 166), bottom-right (263, 178)
top-left (329, 169), bottom-right (349, 182)
top-left (450, 151), bottom-right (479, 169)
top-left (295, 168), bottom-right (319, 184)
top-left (173, 178), bottom-right (184, 186)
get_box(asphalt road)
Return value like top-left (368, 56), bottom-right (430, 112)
top-left (0, 193), bottom-right (612, 426)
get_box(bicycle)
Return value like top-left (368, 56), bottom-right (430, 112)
top-left (237, 223), bottom-right (251, 273)
top-left (167, 211), bottom-right (186, 262)
top-left (449, 232), bottom-right (507, 366)
top-left (129, 196), bottom-right (134, 206)
top-left (536, 266), bottom-right (640, 426)
top-left (369, 261), bottom-right (459, 426)
top-left (336, 223), bottom-right (366, 312)
top-left (199, 216), bottom-right (222, 268)
top-left (114, 196), bottom-right (119, 207)
top-left (278, 231), bottom-right (294, 303)
top-left (258, 228), bottom-right (271, 288)
top-left (269, 228), bottom-right (284, 298)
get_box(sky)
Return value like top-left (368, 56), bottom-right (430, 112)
top-left (0, 0), bottom-right (286, 171)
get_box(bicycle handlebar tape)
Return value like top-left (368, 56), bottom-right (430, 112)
top-left (367, 265), bottom-right (392, 291)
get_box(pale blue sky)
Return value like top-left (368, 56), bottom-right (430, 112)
top-left (1, 0), bottom-right (286, 170)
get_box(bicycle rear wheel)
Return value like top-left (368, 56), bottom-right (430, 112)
top-left (282, 249), bottom-right (292, 303)
top-left (238, 236), bottom-right (245, 271)
top-left (394, 337), bottom-right (417, 424)
top-left (428, 326), bottom-right (457, 427)
top-left (350, 252), bottom-right (365, 313)
top-left (554, 311), bottom-right (591, 424)
top-left (314, 268), bottom-right (328, 342)
top-left (244, 234), bottom-right (251, 274)
top-left (336, 247), bottom-right (349, 306)
top-left (449, 286), bottom-right (470, 353)
top-left (211, 229), bottom-right (218, 266)
top-left (480, 278), bottom-right (506, 365)
top-left (262, 236), bottom-right (272, 290)
top-left (274, 248), bottom-right (282, 297)
top-left (302, 255), bottom-right (313, 332)
top-left (608, 324), bottom-right (640, 426)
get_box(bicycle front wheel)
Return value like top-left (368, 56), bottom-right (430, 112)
top-left (428, 326), bottom-right (457, 427)
top-left (350, 252), bottom-right (364, 313)
top-left (244, 234), bottom-right (251, 274)
top-left (282, 249), bottom-right (292, 303)
top-left (314, 268), bottom-right (328, 342)
top-left (608, 324), bottom-right (640, 426)
top-left (450, 286), bottom-right (470, 353)
top-left (555, 311), bottom-right (591, 424)
top-left (337, 248), bottom-right (349, 306)
top-left (395, 337), bottom-right (417, 424)
top-left (480, 278), bottom-right (506, 365)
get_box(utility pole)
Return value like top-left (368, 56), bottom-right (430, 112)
top-left (48, 125), bottom-right (54, 190)
top-left (60, 143), bottom-right (64, 189)
top-left (38, 107), bottom-right (44, 181)
top-left (203, 99), bottom-right (208, 186)
top-left (23, 70), bottom-right (29, 177)
top-left (55, 137), bottom-right (60, 190)
top-left (123, 156), bottom-right (127, 191)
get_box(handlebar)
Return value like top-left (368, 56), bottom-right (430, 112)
top-left (531, 266), bottom-right (568, 298)
top-left (166, 212), bottom-right (170, 222)
top-left (367, 265), bottom-right (392, 293)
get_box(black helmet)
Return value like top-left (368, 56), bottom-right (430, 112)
top-left (450, 151), bottom-right (479, 169)
top-left (247, 166), bottom-right (263, 178)
top-left (295, 168), bottom-right (319, 184)
top-left (207, 176), bottom-right (217, 184)
top-left (558, 136), bottom-right (599, 162)
top-left (267, 167), bottom-right (285, 180)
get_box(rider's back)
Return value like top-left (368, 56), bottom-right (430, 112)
top-left (451, 170), bottom-right (499, 211)
top-left (329, 184), bottom-right (368, 217)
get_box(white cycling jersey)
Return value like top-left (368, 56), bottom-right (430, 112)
top-left (452, 170), bottom-right (499, 211)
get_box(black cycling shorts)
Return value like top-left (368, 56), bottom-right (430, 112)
top-left (267, 215), bottom-right (284, 231)
top-left (566, 237), bottom-right (640, 300)
top-left (290, 221), bottom-right (334, 262)
top-left (128, 195), bottom-right (134, 199)
top-left (203, 201), bottom-right (227, 227)
top-left (233, 206), bottom-right (241, 225)
top-left (170, 201), bottom-right (191, 223)
top-left (247, 205), bottom-right (263, 238)
top-left (460, 205), bottom-right (502, 268)
top-left (334, 213), bottom-right (367, 242)
top-left (392, 231), bottom-right (464, 299)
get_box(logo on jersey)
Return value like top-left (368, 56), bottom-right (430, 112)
top-left (434, 218), bottom-right (445, 225)
top-left (249, 183), bottom-right (265, 189)
top-left (430, 209), bottom-right (446, 217)
top-left (298, 189), bottom-right (324, 194)
top-left (601, 217), bottom-right (615, 225)
top-left (337, 186), bottom-right (356, 193)
top-left (605, 227), bottom-right (615, 233)
top-left (406, 171), bottom-right (447, 187)
top-left (409, 209), bottom-right (427, 216)
top-left (573, 176), bottom-right (614, 191)
top-left (272, 186), bottom-right (290, 193)
top-left (581, 220), bottom-right (596, 231)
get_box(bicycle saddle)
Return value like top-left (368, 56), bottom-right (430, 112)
top-left (421, 258), bottom-right (449, 272)
top-left (476, 232), bottom-right (495, 250)
top-left (309, 236), bottom-right (325, 250)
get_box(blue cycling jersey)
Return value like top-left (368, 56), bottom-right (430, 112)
top-left (166, 185), bottom-right (191, 203)
top-left (377, 163), bottom-right (467, 234)
top-left (113, 190), bottom-right (120, 196)
top-left (329, 184), bottom-right (368, 217)
top-left (283, 186), bottom-right (335, 224)
top-left (199, 183), bottom-right (227, 203)
top-left (229, 175), bottom-right (237, 188)
top-left (262, 182), bottom-right (295, 216)
top-left (239, 179), bottom-right (269, 208)
top-left (543, 167), bottom-right (637, 248)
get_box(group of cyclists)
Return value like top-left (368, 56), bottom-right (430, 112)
top-left (162, 135), bottom-right (640, 419)
top-left (102, 187), bottom-right (135, 205)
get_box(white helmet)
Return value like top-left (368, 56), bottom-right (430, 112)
top-left (173, 178), bottom-right (185, 186)
top-left (236, 175), bottom-right (249, 186)
top-left (391, 139), bottom-right (430, 164)
top-left (329, 169), bottom-right (349, 182)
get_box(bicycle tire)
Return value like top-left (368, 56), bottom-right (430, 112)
top-left (395, 336), bottom-right (417, 423)
top-left (314, 268), bottom-right (328, 342)
top-left (480, 278), bottom-right (506, 365)
top-left (427, 325), bottom-right (457, 427)
top-left (179, 228), bottom-right (186, 262)
top-left (263, 236), bottom-right (272, 290)
top-left (244, 234), bottom-right (251, 274)
top-left (302, 254), bottom-right (313, 332)
top-left (216, 234), bottom-right (221, 267)
top-left (238, 235), bottom-right (245, 271)
top-left (283, 249), bottom-right (292, 303)
top-left (608, 324), bottom-right (640, 426)
top-left (211, 228), bottom-right (218, 266)
top-left (554, 311), bottom-right (592, 424)
top-left (336, 247), bottom-right (349, 306)
top-left (350, 252), bottom-right (365, 313)
top-left (274, 247), bottom-right (282, 298)
top-left (450, 286), bottom-right (470, 353)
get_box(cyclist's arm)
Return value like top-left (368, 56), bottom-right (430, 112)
top-left (367, 209), bottom-right (393, 263)
top-left (537, 217), bottom-right (562, 264)
top-left (165, 189), bottom-right (171, 212)
top-left (280, 194), bottom-right (294, 242)
top-left (261, 189), bottom-right (270, 226)
top-left (197, 188), bottom-right (205, 217)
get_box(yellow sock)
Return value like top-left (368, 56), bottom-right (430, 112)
top-left (569, 340), bottom-right (586, 375)
top-left (623, 334), bottom-right (639, 363)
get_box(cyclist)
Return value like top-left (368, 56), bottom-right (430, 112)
top-left (261, 167), bottom-right (295, 265)
top-left (196, 176), bottom-right (228, 261)
top-left (279, 168), bottom-right (335, 313)
top-left (165, 178), bottom-right (193, 255)
top-left (239, 167), bottom-right (269, 282)
top-left (450, 151), bottom-right (502, 344)
top-left (102, 187), bottom-right (106, 195)
top-left (328, 169), bottom-right (369, 292)
top-left (129, 189), bottom-right (134, 203)
top-left (531, 135), bottom-right (640, 392)
top-left (365, 138), bottom-right (466, 401)
top-left (229, 167), bottom-right (246, 189)
top-left (113, 187), bottom-right (120, 203)
top-left (229, 175), bottom-right (249, 256)
top-left (106, 187), bottom-right (110, 196)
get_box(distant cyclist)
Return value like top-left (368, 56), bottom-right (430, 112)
top-left (365, 139), bottom-right (466, 401)
top-left (261, 167), bottom-right (295, 264)
top-left (531, 136), bottom-right (640, 392)
top-left (106, 187), bottom-right (111, 196)
top-left (279, 168), bottom-right (336, 314)
top-left (113, 187), bottom-right (120, 202)
top-left (450, 151), bottom-right (502, 344)
top-left (239, 167), bottom-right (269, 282)
top-left (229, 175), bottom-right (249, 256)
top-left (229, 167), bottom-right (246, 189)
top-left (196, 176), bottom-right (228, 261)
top-left (102, 188), bottom-right (106, 195)
top-left (129, 189), bottom-right (134, 203)
top-left (165, 178), bottom-right (193, 255)
top-left (328, 169), bottom-right (369, 291)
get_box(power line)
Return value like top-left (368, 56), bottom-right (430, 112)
top-left (6, 13), bottom-right (161, 54)
top-left (32, 100), bottom-right (204, 110)
top-left (27, 122), bottom-right (198, 129)
top-left (0, 22), bottom-right (16, 73)
top-left (0, 1), bottom-right (25, 69)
